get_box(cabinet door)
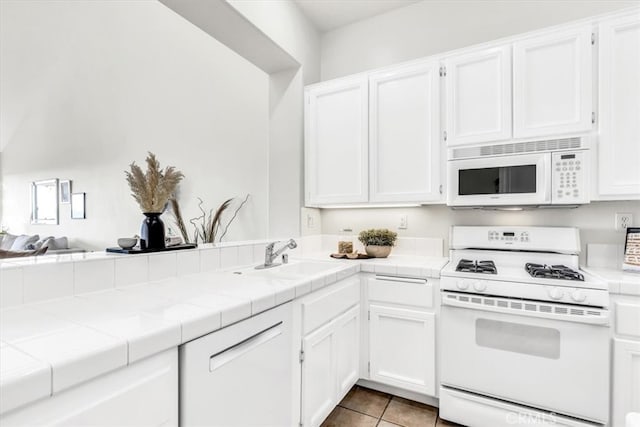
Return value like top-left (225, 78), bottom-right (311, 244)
top-left (305, 76), bottom-right (369, 206)
top-left (612, 339), bottom-right (640, 427)
top-left (597, 13), bottom-right (640, 198)
top-left (513, 26), bottom-right (593, 138)
top-left (369, 61), bottom-right (441, 202)
top-left (301, 321), bottom-right (336, 427)
top-left (334, 305), bottom-right (360, 401)
top-left (444, 45), bottom-right (512, 146)
top-left (369, 304), bottom-right (436, 396)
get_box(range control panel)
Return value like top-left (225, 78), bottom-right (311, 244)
top-left (488, 230), bottom-right (530, 243)
top-left (551, 151), bottom-right (589, 204)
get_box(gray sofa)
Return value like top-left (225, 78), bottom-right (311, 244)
top-left (0, 233), bottom-right (85, 255)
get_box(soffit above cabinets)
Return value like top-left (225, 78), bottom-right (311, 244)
top-left (294, 0), bottom-right (420, 32)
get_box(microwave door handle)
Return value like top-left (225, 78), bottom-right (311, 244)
top-left (542, 155), bottom-right (552, 203)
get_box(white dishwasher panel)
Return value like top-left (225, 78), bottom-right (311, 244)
top-left (180, 302), bottom-right (293, 427)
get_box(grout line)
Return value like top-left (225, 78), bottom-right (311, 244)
top-left (379, 395), bottom-right (394, 426)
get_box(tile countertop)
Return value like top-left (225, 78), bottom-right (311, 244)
top-left (0, 254), bottom-right (448, 415)
top-left (581, 266), bottom-right (640, 296)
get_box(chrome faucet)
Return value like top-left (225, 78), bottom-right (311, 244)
top-left (255, 239), bottom-right (297, 269)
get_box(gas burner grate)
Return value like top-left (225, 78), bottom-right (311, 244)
top-left (456, 259), bottom-right (497, 274)
top-left (525, 263), bottom-right (584, 281)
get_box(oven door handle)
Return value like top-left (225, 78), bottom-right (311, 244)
top-left (441, 295), bottom-right (609, 326)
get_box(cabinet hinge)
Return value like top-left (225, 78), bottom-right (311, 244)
top-left (591, 32), bottom-right (596, 45)
top-left (368, 362), bottom-right (370, 373)
top-left (439, 184), bottom-right (443, 195)
top-left (299, 349), bottom-right (305, 363)
top-left (368, 310), bottom-right (370, 321)
top-left (592, 111), bottom-right (596, 124)
top-left (439, 66), bottom-right (447, 77)
top-left (443, 131), bottom-right (448, 142)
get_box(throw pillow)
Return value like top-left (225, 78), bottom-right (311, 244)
top-left (0, 233), bottom-right (18, 250)
top-left (47, 237), bottom-right (69, 250)
top-left (10, 234), bottom-right (40, 251)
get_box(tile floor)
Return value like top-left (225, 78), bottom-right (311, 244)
top-left (321, 386), bottom-right (464, 427)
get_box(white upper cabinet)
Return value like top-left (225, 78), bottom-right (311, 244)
top-left (305, 76), bottom-right (369, 206)
top-left (596, 12), bottom-right (640, 198)
top-left (369, 60), bottom-right (441, 202)
top-left (513, 25), bottom-right (593, 138)
top-left (444, 45), bottom-right (512, 146)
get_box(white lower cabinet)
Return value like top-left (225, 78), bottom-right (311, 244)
top-left (613, 339), bottom-right (640, 427)
top-left (369, 305), bottom-right (436, 396)
top-left (297, 277), bottom-right (361, 427)
top-left (366, 276), bottom-right (437, 397)
top-left (302, 319), bottom-right (337, 427)
top-left (335, 306), bottom-right (361, 398)
top-left (612, 295), bottom-right (640, 427)
top-left (301, 305), bottom-right (360, 427)
top-left (1, 349), bottom-right (178, 427)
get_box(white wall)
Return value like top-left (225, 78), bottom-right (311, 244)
top-left (321, 0), bottom-right (639, 80)
top-left (228, 0), bottom-right (321, 239)
top-left (318, 0), bottom-right (640, 257)
top-left (0, 0), bottom-right (270, 250)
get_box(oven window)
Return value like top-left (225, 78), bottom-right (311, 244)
top-left (459, 165), bottom-right (536, 195)
top-left (475, 319), bottom-right (560, 359)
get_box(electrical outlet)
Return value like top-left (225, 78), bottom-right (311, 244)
top-left (615, 213), bottom-right (633, 231)
top-left (399, 214), bottom-right (408, 230)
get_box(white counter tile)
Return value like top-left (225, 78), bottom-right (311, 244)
top-left (199, 248), bottom-right (220, 272)
top-left (238, 245), bottom-right (254, 267)
top-left (176, 250), bottom-right (200, 276)
top-left (582, 266), bottom-right (640, 296)
top-left (219, 246), bottom-right (239, 269)
top-left (114, 255), bottom-right (149, 287)
top-left (10, 325), bottom-right (127, 393)
top-left (22, 263), bottom-right (74, 303)
top-left (0, 308), bottom-right (76, 343)
top-left (148, 253), bottom-right (177, 282)
top-left (73, 259), bottom-right (115, 294)
top-left (0, 343), bottom-right (51, 414)
top-left (1, 266), bottom-right (23, 308)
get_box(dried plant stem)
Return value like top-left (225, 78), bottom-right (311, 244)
top-left (219, 194), bottom-right (250, 242)
top-left (170, 198), bottom-right (190, 244)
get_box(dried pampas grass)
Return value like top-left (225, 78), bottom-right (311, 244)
top-left (125, 152), bottom-right (184, 213)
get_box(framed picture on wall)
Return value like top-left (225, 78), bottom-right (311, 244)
top-left (71, 192), bottom-right (86, 219)
top-left (59, 180), bottom-right (71, 204)
top-left (623, 227), bottom-right (640, 272)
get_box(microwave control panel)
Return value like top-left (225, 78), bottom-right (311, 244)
top-left (551, 151), bottom-right (589, 204)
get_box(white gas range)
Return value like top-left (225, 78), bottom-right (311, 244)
top-left (439, 226), bottom-right (610, 427)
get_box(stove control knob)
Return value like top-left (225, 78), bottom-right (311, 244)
top-left (457, 280), bottom-right (470, 290)
top-left (548, 287), bottom-right (564, 300)
top-left (473, 281), bottom-right (487, 292)
top-left (571, 289), bottom-right (587, 303)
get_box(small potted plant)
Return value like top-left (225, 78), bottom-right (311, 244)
top-left (358, 228), bottom-right (398, 258)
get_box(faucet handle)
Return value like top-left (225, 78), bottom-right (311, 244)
top-left (282, 254), bottom-right (289, 264)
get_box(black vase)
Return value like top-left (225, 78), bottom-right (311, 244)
top-left (140, 212), bottom-right (165, 250)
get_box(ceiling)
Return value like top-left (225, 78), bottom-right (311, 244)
top-left (294, 0), bottom-right (421, 32)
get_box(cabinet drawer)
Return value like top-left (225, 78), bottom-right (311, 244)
top-left (302, 278), bottom-right (360, 335)
top-left (368, 276), bottom-right (433, 309)
top-left (615, 301), bottom-right (640, 338)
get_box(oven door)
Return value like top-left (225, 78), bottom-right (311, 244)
top-left (447, 153), bottom-right (551, 206)
top-left (440, 296), bottom-right (609, 424)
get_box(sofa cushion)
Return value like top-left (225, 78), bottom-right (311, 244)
top-left (41, 236), bottom-right (69, 250)
top-left (0, 233), bottom-right (18, 250)
top-left (26, 236), bottom-right (54, 250)
top-left (10, 234), bottom-right (39, 251)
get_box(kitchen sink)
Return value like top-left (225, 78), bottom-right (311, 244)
top-left (245, 261), bottom-right (338, 280)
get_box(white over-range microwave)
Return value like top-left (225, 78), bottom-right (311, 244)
top-left (447, 137), bottom-right (591, 207)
